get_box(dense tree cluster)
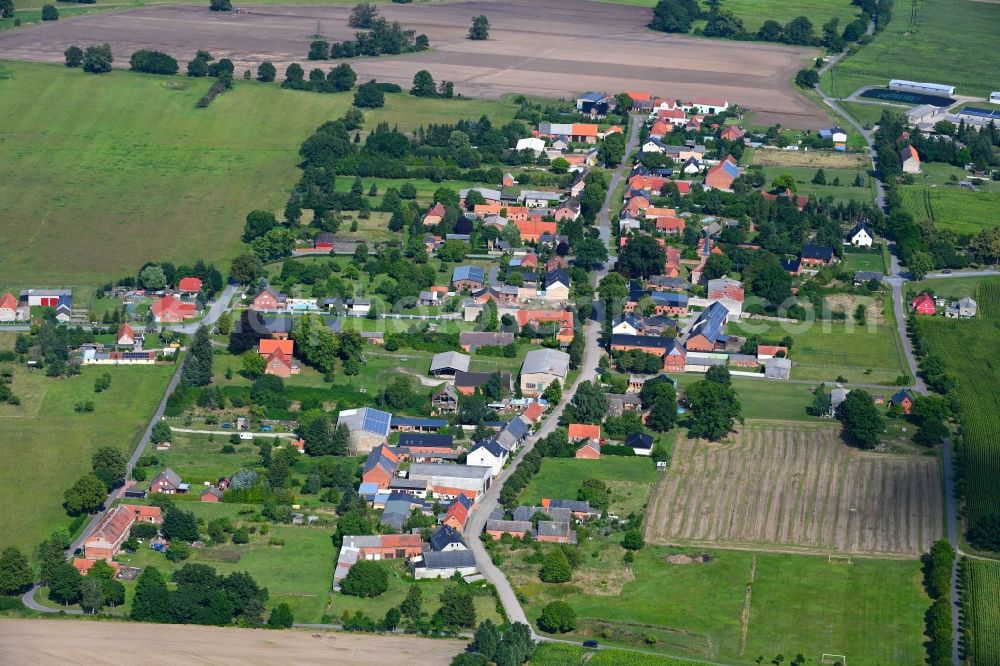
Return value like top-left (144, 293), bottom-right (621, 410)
top-left (132, 564), bottom-right (268, 626)
top-left (181, 325), bottom-right (214, 387)
top-left (685, 368), bottom-right (742, 440)
top-left (129, 49), bottom-right (178, 75)
top-left (835, 388), bottom-right (884, 448)
top-left (308, 5), bottom-right (428, 61)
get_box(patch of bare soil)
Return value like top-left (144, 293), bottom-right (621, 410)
top-left (665, 552), bottom-right (713, 565)
top-left (0, 618), bottom-right (459, 665)
top-left (0, 0), bottom-right (829, 128)
top-left (751, 149), bottom-right (870, 168)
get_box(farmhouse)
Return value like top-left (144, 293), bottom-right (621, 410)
top-left (252, 286), bottom-right (288, 311)
top-left (707, 277), bottom-right (744, 302)
top-left (800, 244), bottom-right (837, 267)
top-left (520, 348), bottom-right (570, 397)
top-left (429, 525), bottom-right (467, 552)
top-left (149, 468), bottom-right (187, 494)
top-left (704, 155), bottom-right (741, 191)
top-left (21, 288), bottom-right (71, 307)
top-left (454, 371), bottom-right (513, 396)
top-left (466, 438), bottom-right (508, 476)
top-left (337, 407), bottom-right (392, 452)
top-left (515, 219), bottom-right (557, 242)
top-left (407, 463), bottom-right (492, 500)
top-left (362, 445), bottom-right (400, 489)
top-left (334, 534), bottom-right (423, 589)
top-left (516, 309), bottom-right (574, 344)
top-left (443, 494), bottom-right (473, 530)
top-left (0, 292), bottom-right (28, 322)
top-left (891, 389), bottom-right (916, 414)
top-left (537, 520), bottom-right (576, 544)
top-left (486, 519), bottom-right (532, 540)
top-left (258, 339), bottom-right (299, 378)
top-left (82, 505), bottom-right (136, 561)
top-left (845, 221), bottom-right (874, 247)
top-left (945, 297), bottom-right (977, 318)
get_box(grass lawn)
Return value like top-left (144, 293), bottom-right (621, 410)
top-left (0, 363), bottom-right (176, 552)
top-left (899, 185), bottom-right (1000, 235)
top-left (755, 166), bottom-right (875, 203)
top-left (0, 61), bottom-right (516, 287)
top-left (672, 375), bottom-right (827, 423)
top-left (727, 302), bottom-right (907, 385)
top-left (507, 542), bottom-right (927, 665)
top-left (910, 275), bottom-right (990, 301)
top-left (823, 0), bottom-right (1000, 99)
top-left (518, 457), bottom-right (658, 516)
top-left (115, 503), bottom-right (336, 623)
top-left (591, 0), bottom-right (860, 33)
top-left (153, 431), bottom-right (261, 485)
top-left (840, 101), bottom-right (901, 127)
top-left (326, 560), bottom-right (504, 625)
top-left (841, 249), bottom-right (886, 273)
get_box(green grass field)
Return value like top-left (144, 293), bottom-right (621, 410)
top-left (113, 502), bottom-right (335, 622)
top-left (0, 61), bottom-right (516, 287)
top-left (0, 363), bottom-right (176, 552)
top-left (672, 375), bottom-right (828, 423)
top-left (509, 544), bottom-right (928, 665)
top-left (532, 643), bottom-right (704, 666)
top-left (728, 301), bottom-right (907, 385)
top-left (840, 101), bottom-right (901, 128)
top-left (518, 457), bottom-right (658, 516)
top-left (899, 185), bottom-right (1000, 235)
top-left (823, 0), bottom-right (1000, 98)
top-left (961, 559), bottom-right (1000, 666)
top-left (756, 166), bottom-right (875, 203)
top-left (910, 275), bottom-right (991, 301)
top-left (592, 0), bottom-right (859, 33)
top-left (153, 431), bottom-right (261, 485)
top-left (841, 249), bottom-right (886, 273)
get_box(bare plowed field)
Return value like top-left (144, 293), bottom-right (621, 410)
top-left (0, 619), bottom-right (459, 665)
top-left (0, 0), bottom-right (827, 127)
top-left (646, 424), bottom-right (944, 556)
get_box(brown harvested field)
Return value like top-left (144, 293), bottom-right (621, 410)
top-left (749, 148), bottom-right (870, 168)
top-left (645, 424), bottom-right (944, 557)
top-left (0, 0), bottom-right (828, 127)
top-left (0, 618), bottom-right (460, 665)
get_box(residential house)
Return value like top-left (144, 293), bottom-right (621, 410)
top-left (466, 438), bottom-right (508, 477)
top-left (363, 445), bottom-right (400, 489)
top-left (901, 146), bottom-right (921, 174)
top-left (650, 290), bottom-right (689, 316)
top-left (54, 294), bottom-right (73, 323)
top-left (520, 190), bottom-right (563, 208)
top-left (845, 221), bottom-right (874, 247)
top-left (553, 198), bottom-right (581, 222)
top-left (252, 286), bottom-right (288, 312)
top-left (430, 525), bottom-right (467, 552)
top-left (337, 407), bottom-right (392, 452)
top-left (911, 293), bottom-right (936, 315)
top-left (520, 348), bottom-right (570, 397)
top-left (432, 384), bottom-right (459, 414)
top-left (200, 486), bottom-right (224, 502)
top-left (442, 494), bottom-right (474, 530)
top-left (543, 269), bottom-right (570, 302)
top-left (610, 333), bottom-right (680, 362)
top-left (151, 295), bottom-right (196, 323)
top-left (515, 310), bottom-right (574, 344)
top-left (800, 245), bottom-right (837, 267)
top-left (149, 468), bottom-right (186, 494)
top-left (607, 393), bottom-right (642, 417)
top-left (704, 155), bottom-right (741, 191)
top-left (649, 275), bottom-right (687, 292)
top-left (625, 432), bottom-right (655, 456)
top-left (515, 219), bottom-right (557, 242)
top-left (429, 351), bottom-right (471, 377)
top-left (0, 292), bottom-right (27, 322)
top-left (655, 215), bottom-right (686, 235)
top-left (411, 550), bottom-right (478, 580)
top-left (890, 389), bottom-right (916, 414)
top-left (258, 338), bottom-right (299, 378)
top-left (570, 123), bottom-right (600, 144)
top-left (819, 127), bottom-right (848, 143)
top-left (686, 302), bottom-right (730, 352)
top-left (946, 297), bottom-right (977, 318)
top-left (719, 125), bottom-right (744, 141)
top-left (423, 202), bottom-right (446, 226)
top-left (568, 423), bottom-right (600, 444)
top-left (334, 534), bottom-right (423, 588)
top-left (116, 323), bottom-right (138, 347)
top-left (460, 188), bottom-right (502, 205)
top-left (688, 96), bottom-right (729, 115)
top-left (459, 331), bottom-right (514, 352)
top-left (682, 156), bottom-right (703, 175)
top-left (612, 314), bottom-right (644, 336)
top-left (452, 265), bottom-right (486, 292)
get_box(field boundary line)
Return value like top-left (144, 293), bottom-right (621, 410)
top-left (739, 555), bottom-right (757, 655)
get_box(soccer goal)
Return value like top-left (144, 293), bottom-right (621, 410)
top-left (821, 654), bottom-right (847, 666)
top-left (828, 555), bottom-right (852, 564)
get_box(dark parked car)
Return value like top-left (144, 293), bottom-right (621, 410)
top-left (583, 641), bottom-right (599, 648)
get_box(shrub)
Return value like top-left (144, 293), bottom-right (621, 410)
top-left (537, 601), bottom-right (576, 633)
top-left (129, 49), bottom-right (179, 75)
top-left (341, 560), bottom-right (389, 598)
top-left (41, 5), bottom-right (58, 20)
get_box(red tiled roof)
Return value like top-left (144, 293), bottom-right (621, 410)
top-left (567, 424), bottom-right (601, 441)
top-left (380, 534), bottom-right (422, 548)
top-left (259, 339), bottom-right (293, 357)
top-left (571, 123), bottom-right (599, 137)
top-left (0, 292), bottom-right (17, 310)
top-left (515, 219), bottom-right (557, 240)
top-left (522, 401), bottom-right (544, 423)
top-left (178, 277), bottom-right (202, 293)
top-left (117, 323), bottom-right (135, 340)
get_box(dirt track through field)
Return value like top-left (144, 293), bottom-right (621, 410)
top-left (0, 618), bottom-right (459, 665)
top-left (0, 0), bottom-right (827, 127)
top-left (645, 424), bottom-right (944, 556)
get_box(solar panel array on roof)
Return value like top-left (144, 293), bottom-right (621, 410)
top-left (689, 302), bottom-right (729, 344)
top-left (363, 408), bottom-right (392, 436)
top-left (122, 352), bottom-right (151, 360)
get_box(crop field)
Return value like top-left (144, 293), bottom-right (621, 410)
top-left (507, 542), bottom-right (927, 665)
top-left (0, 0), bottom-right (829, 128)
top-left (645, 424), bottom-right (944, 556)
top-left (914, 279), bottom-right (1000, 526)
top-left (899, 185), bottom-right (1000, 235)
top-left (727, 306), bottom-right (907, 385)
top-left (961, 559), bottom-right (1000, 666)
top-left (755, 166), bottom-right (876, 203)
top-left (0, 61), bottom-right (516, 286)
top-left (823, 0), bottom-right (1000, 98)
top-left (749, 149), bottom-right (870, 169)
top-left (518, 457), bottom-right (659, 516)
top-left (588, 0), bottom-right (860, 33)
top-left (0, 363), bottom-right (176, 552)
